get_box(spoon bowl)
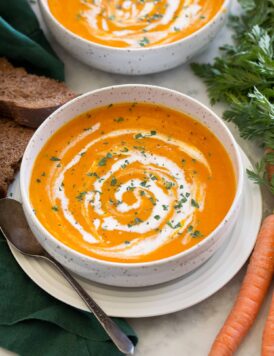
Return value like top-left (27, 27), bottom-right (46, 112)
top-left (0, 198), bottom-right (44, 256)
top-left (0, 198), bottom-right (134, 355)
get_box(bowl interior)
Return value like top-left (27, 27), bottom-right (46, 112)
top-left (39, 0), bottom-right (231, 51)
top-left (21, 85), bottom-right (243, 265)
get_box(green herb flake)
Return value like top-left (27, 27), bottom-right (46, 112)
top-left (110, 177), bottom-right (117, 186)
top-left (191, 230), bottom-right (203, 238)
top-left (50, 156), bottom-right (61, 161)
top-left (167, 221), bottom-right (181, 229)
top-left (191, 199), bottom-right (200, 208)
top-left (87, 172), bottom-right (99, 178)
top-left (98, 157), bottom-right (107, 166)
top-left (165, 181), bottom-right (173, 190)
top-left (76, 191), bottom-right (87, 201)
top-left (139, 37), bottom-right (150, 47)
top-left (135, 133), bottom-right (144, 139)
top-left (187, 225), bottom-right (193, 233)
top-left (114, 117), bottom-right (125, 123)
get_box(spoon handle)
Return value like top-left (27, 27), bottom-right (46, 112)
top-left (44, 254), bottom-right (134, 355)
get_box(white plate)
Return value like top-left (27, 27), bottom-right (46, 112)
top-left (8, 149), bottom-right (262, 318)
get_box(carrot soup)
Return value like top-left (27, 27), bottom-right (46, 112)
top-left (30, 103), bottom-right (236, 263)
top-left (48, 0), bottom-right (224, 48)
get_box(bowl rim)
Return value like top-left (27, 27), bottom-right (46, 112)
top-left (20, 84), bottom-right (244, 268)
top-left (39, 0), bottom-right (231, 52)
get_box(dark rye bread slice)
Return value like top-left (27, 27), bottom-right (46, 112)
top-left (0, 119), bottom-right (34, 198)
top-left (0, 58), bottom-right (75, 128)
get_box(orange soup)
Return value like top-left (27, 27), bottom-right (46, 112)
top-left (48, 0), bottom-right (224, 48)
top-left (30, 103), bottom-right (235, 263)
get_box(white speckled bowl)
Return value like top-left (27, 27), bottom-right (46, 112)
top-left (21, 85), bottom-right (243, 287)
top-left (38, 0), bottom-right (231, 75)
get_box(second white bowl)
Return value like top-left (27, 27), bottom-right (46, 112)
top-left (39, 0), bottom-right (231, 75)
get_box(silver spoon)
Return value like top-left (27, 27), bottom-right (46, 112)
top-left (0, 198), bottom-right (134, 355)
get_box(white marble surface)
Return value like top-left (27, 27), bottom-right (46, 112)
top-left (1, 1), bottom-right (273, 355)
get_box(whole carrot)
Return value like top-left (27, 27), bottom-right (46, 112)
top-left (209, 215), bottom-right (274, 356)
top-left (262, 291), bottom-right (274, 356)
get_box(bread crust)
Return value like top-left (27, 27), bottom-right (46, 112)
top-left (0, 58), bottom-right (75, 128)
top-left (0, 119), bottom-right (34, 197)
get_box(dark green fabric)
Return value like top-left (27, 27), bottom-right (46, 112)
top-left (0, 0), bottom-right (64, 80)
top-left (0, 236), bottom-right (137, 356)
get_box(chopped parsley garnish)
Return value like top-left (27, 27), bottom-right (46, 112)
top-left (134, 217), bottom-right (143, 224)
top-left (139, 37), bottom-right (150, 47)
top-left (140, 180), bottom-right (149, 187)
top-left (174, 197), bottom-right (187, 209)
top-left (114, 117), bottom-right (125, 122)
top-left (187, 225), bottom-right (193, 233)
top-left (76, 191), bottom-right (87, 201)
top-left (87, 172), bottom-right (99, 178)
top-left (50, 156), bottom-right (61, 161)
top-left (98, 152), bottom-right (113, 166)
top-left (128, 217), bottom-right (143, 227)
top-left (165, 181), bottom-right (173, 190)
top-left (191, 230), bottom-right (203, 238)
top-left (52, 206), bottom-right (59, 212)
top-left (110, 177), bottom-right (117, 186)
top-left (154, 215), bottom-right (161, 220)
top-left (191, 199), bottom-right (200, 208)
top-left (167, 221), bottom-right (181, 229)
top-left (98, 157), bottom-right (107, 166)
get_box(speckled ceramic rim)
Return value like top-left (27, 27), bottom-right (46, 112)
top-left (21, 84), bottom-right (244, 268)
top-left (39, 0), bottom-right (231, 52)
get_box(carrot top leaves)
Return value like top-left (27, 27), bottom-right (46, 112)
top-left (192, 0), bottom-right (274, 195)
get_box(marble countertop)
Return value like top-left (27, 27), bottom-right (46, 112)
top-left (2, 1), bottom-right (273, 355)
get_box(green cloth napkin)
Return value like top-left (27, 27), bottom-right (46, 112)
top-left (0, 235), bottom-right (137, 356)
top-left (0, 0), bottom-right (64, 80)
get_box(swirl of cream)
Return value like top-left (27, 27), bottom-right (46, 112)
top-left (82, 0), bottom-right (202, 47)
top-left (49, 128), bottom-right (209, 259)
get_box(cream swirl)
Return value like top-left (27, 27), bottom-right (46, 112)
top-left (47, 128), bottom-right (209, 259)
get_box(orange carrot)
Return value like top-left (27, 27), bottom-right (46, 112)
top-left (262, 291), bottom-right (274, 356)
top-left (209, 215), bottom-right (274, 356)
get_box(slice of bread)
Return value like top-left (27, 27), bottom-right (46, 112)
top-left (0, 119), bottom-right (34, 198)
top-left (0, 58), bottom-right (75, 128)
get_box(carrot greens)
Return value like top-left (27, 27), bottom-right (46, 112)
top-left (192, 0), bottom-right (274, 194)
